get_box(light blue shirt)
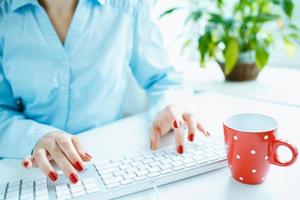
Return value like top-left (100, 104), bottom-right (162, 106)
top-left (0, 0), bottom-right (190, 158)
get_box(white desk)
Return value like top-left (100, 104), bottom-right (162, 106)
top-left (179, 60), bottom-right (300, 107)
top-left (1, 92), bottom-right (300, 200)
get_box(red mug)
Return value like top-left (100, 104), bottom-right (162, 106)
top-left (223, 113), bottom-right (298, 184)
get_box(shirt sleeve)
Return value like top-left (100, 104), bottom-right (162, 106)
top-left (0, 42), bottom-right (61, 159)
top-left (130, 0), bottom-right (194, 121)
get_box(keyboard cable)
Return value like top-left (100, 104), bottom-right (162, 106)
top-left (151, 182), bottom-right (162, 200)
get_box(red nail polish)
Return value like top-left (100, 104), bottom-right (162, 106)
top-left (48, 171), bottom-right (58, 182)
top-left (70, 173), bottom-right (79, 184)
top-left (177, 145), bottom-right (184, 154)
top-left (85, 153), bottom-right (93, 159)
top-left (188, 134), bottom-right (195, 142)
top-left (73, 161), bottom-right (83, 172)
top-left (23, 161), bottom-right (29, 168)
top-left (173, 120), bottom-right (179, 129)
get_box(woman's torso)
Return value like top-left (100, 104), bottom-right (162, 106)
top-left (0, 0), bottom-right (139, 133)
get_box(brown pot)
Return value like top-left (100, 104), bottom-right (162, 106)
top-left (218, 61), bottom-right (260, 82)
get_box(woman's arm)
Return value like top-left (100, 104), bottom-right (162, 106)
top-left (130, 0), bottom-right (209, 153)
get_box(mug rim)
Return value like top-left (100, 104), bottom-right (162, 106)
top-left (223, 113), bottom-right (278, 133)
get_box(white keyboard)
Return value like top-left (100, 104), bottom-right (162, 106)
top-left (0, 136), bottom-right (227, 200)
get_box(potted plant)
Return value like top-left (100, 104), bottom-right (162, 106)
top-left (160, 0), bottom-right (300, 81)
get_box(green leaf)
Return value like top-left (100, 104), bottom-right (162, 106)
top-left (288, 24), bottom-right (300, 32)
top-left (160, 8), bottom-right (179, 18)
top-left (283, 0), bottom-right (294, 18)
top-left (185, 10), bottom-right (202, 24)
top-left (224, 38), bottom-right (239, 75)
top-left (271, 0), bottom-right (282, 5)
top-left (198, 35), bottom-right (208, 67)
top-left (244, 14), bottom-right (280, 23)
top-left (255, 43), bottom-right (269, 69)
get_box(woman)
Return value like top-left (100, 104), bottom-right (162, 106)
top-left (0, 0), bottom-right (209, 184)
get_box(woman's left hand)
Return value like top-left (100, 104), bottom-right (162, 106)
top-left (150, 105), bottom-right (210, 154)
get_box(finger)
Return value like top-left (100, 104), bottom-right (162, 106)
top-left (34, 149), bottom-right (58, 182)
top-left (174, 127), bottom-right (184, 154)
top-left (22, 155), bottom-right (33, 169)
top-left (165, 105), bottom-right (185, 130)
top-left (150, 123), bottom-right (161, 150)
top-left (49, 145), bottom-right (79, 184)
top-left (57, 137), bottom-right (85, 172)
top-left (183, 113), bottom-right (198, 142)
top-left (197, 122), bottom-right (210, 137)
top-left (72, 136), bottom-right (93, 162)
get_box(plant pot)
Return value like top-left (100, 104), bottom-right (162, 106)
top-left (218, 62), bottom-right (260, 81)
top-left (217, 51), bottom-right (260, 82)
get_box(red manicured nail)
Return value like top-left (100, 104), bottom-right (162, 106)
top-left (85, 153), bottom-right (93, 159)
top-left (73, 161), bottom-right (83, 172)
top-left (48, 171), bottom-right (58, 182)
top-left (177, 145), bottom-right (184, 154)
top-left (23, 161), bottom-right (29, 168)
top-left (173, 120), bottom-right (179, 129)
top-left (70, 173), bottom-right (79, 184)
top-left (188, 134), bottom-right (195, 142)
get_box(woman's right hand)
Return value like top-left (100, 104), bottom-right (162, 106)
top-left (21, 132), bottom-right (93, 184)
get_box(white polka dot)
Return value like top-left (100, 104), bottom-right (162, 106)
top-left (250, 150), bottom-right (256, 155)
top-left (262, 177), bottom-right (265, 180)
top-left (252, 169), bottom-right (257, 173)
top-left (236, 155), bottom-right (240, 159)
top-left (239, 177), bottom-right (244, 181)
top-left (265, 156), bottom-right (269, 160)
top-left (233, 136), bottom-right (238, 140)
top-left (229, 164), bottom-right (232, 168)
top-left (264, 135), bottom-right (269, 140)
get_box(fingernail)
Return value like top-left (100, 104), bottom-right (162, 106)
top-left (173, 120), bottom-right (179, 129)
top-left (73, 161), bottom-right (84, 172)
top-left (48, 171), bottom-right (58, 182)
top-left (188, 134), bottom-right (195, 142)
top-left (70, 173), bottom-right (79, 184)
top-left (85, 153), bottom-right (93, 159)
top-left (177, 145), bottom-right (184, 154)
top-left (23, 161), bottom-right (29, 168)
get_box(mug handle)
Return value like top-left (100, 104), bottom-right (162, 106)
top-left (269, 139), bottom-right (298, 166)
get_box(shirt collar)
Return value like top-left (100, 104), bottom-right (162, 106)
top-left (11, 0), bottom-right (39, 11)
top-left (12, 0), bottom-right (106, 11)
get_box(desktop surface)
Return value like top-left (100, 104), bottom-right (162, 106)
top-left (1, 92), bottom-right (299, 200)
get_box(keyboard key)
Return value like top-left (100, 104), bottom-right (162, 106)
top-left (6, 191), bottom-right (19, 198)
top-left (106, 182), bottom-right (120, 189)
top-left (160, 164), bottom-right (172, 170)
top-left (101, 173), bottom-right (114, 180)
top-left (160, 169), bottom-right (172, 174)
top-left (114, 170), bottom-right (126, 177)
top-left (120, 179), bottom-right (134, 185)
top-left (134, 176), bottom-right (147, 182)
top-left (123, 173), bottom-right (136, 180)
top-left (103, 176), bottom-right (123, 185)
top-left (148, 172), bottom-right (160, 178)
top-left (173, 165), bottom-right (185, 171)
top-left (136, 170), bottom-right (149, 176)
top-left (86, 186), bottom-right (100, 194)
top-left (126, 167), bottom-right (138, 174)
top-left (148, 167), bottom-right (160, 173)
